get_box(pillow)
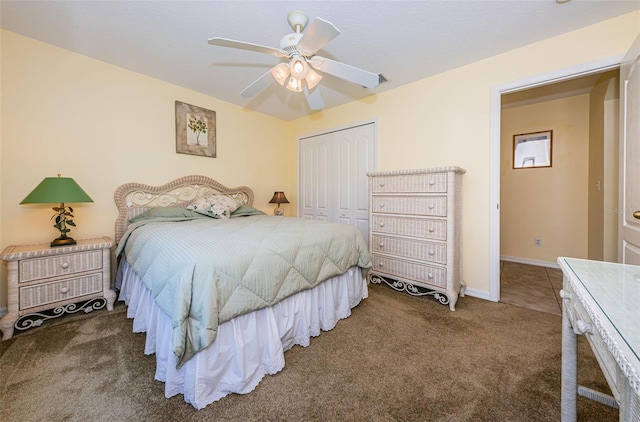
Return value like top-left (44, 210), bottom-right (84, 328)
top-left (129, 206), bottom-right (204, 223)
top-left (187, 193), bottom-right (240, 219)
top-left (231, 205), bottom-right (267, 218)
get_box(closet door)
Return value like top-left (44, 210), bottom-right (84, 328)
top-left (335, 124), bottom-right (375, 243)
top-left (299, 122), bottom-right (376, 243)
top-left (300, 135), bottom-right (331, 221)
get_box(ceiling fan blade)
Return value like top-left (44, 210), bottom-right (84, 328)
top-left (303, 86), bottom-right (324, 110)
top-left (309, 56), bottom-right (379, 88)
top-left (296, 18), bottom-right (340, 56)
top-left (208, 37), bottom-right (287, 58)
top-left (240, 69), bottom-right (275, 98)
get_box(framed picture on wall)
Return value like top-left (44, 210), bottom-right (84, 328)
top-left (175, 101), bottom-right (216, 158)
top-left (512, 130), bottom-right (552, 169)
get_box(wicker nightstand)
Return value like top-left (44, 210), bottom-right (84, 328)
top-left (0, 236), bottom-right (114, 339)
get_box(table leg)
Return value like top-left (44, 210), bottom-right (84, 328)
top-left (561, 301), bottom-right (578, 422)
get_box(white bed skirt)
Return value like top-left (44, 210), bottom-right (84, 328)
top-left (116, 259), bottom-right (368, 410)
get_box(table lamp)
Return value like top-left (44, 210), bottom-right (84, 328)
top-left (268, 191), bottom-right (289, 216)
top-left (20, 174), bottom-right (94, 247)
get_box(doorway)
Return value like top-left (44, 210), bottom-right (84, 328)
top-left (489, 56), bottom-right (624, 302)
top-left (498, 71), bottom-right (619, 310)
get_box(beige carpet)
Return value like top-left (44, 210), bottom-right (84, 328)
top-left (0, 284), bottom-right (618, 421)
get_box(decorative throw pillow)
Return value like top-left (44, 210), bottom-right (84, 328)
top-left (187, 193), bottom-right (240, 219)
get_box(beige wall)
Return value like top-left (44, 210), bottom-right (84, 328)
top-left (289, 12), bottom-right (639, 297)
top-left (501, 94), bottom-right (590, 264)
top-left (0, 29), bottom-right (3, 275)
top-left (588, 78), bottom-right (607, 260)
top-left (0, 30), bottom-right (291, 308)
top-left (1, 11), bottom-right (639, 310)
top-left (603, 94), bottom-right (620, 263)
top-left (588, 74), bottom-right (620, 262)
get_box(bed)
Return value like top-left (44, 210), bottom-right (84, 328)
top-left (113, 175), bottom-right (372, 409)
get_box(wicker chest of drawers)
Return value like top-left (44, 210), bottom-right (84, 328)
top-left (367, 167), bottom-right (465, 310)
top-left (0, 237), bottom-right (114, 339)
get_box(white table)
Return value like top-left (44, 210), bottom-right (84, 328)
top-left (558, 257), bottom-right (640, 421)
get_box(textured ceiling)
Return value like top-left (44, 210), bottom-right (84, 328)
top-left (2, 1), bottom-right (639, 121)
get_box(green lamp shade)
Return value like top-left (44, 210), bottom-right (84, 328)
top-left (20, 176), bottom-right (93, 204)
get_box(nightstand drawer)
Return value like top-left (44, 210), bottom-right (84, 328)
top-left (372, 254), bottom-right (446, 288)
top-left (19, 273), bottom-right (103, 310)
top-left (371, 195), bottom-right (447, 216)
top-left (371, 173), bottom-right (447, 193)
top-left (371, 234), bottom-right (447, 264)
top-left (370, 215), bottom-right (446, 240)
top-left (19, 250), bottom-right (103, 282)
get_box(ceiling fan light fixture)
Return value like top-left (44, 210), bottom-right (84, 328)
top-left (305, 67), bottom-right (322, 90)
top-left (286, 76), bottom-right (303, 92)
top-left (289, 57), bottom-right (309, 79)
top-left (271, 63), bottom-right (290, 86)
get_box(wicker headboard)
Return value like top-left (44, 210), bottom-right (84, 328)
top-left (114, 175), bottom-right (254, 245)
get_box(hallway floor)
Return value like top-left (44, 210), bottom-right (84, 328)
top-left (500, 260), bottom-right (563, 316)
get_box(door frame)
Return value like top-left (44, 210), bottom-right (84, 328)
top-left (488, 55), bottom-right (623, 302)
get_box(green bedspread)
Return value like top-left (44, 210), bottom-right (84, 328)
top-left (116, 215), bottom-right (372, 366)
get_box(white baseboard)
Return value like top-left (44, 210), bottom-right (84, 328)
top-left (463, 287), bottom-right (495, 302)
top-left (0, 307), bottom-right (6, 319)
top-left (500, 255), bottom-right (560, 269)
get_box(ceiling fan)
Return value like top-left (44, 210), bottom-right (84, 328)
top-left (208, 10), bottom-right (381, 110)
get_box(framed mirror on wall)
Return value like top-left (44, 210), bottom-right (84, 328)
top-left (513, 130), bottom-right (552, 169)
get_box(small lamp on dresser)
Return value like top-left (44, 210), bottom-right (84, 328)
top-left (20, 174), bottom-right (94, 247)
top-left (268, 191), bottom-right (289, 216)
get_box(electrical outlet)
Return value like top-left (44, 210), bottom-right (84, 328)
top-left (534, 238), bottom-right (542, 247)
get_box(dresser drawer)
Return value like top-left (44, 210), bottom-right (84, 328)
top-left (371, 196), bottom-right (447, 216)
top-left (19, 273), bottom-right (103, 310)
top-left (371, 254), bottom-right (446, 288)
top-left (19, 250), bottom-right (103, 282)
top-left (371, 235), bottom-right (447, 264)
top-left (371, 173), bottom-right (447, 194)
top-left (370, 215), bottom-right (446, 240)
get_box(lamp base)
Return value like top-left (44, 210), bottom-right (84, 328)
top-left (51, 236), bottom-right (77, 248)
top-left (274, 206), bottom-right (284, 216)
